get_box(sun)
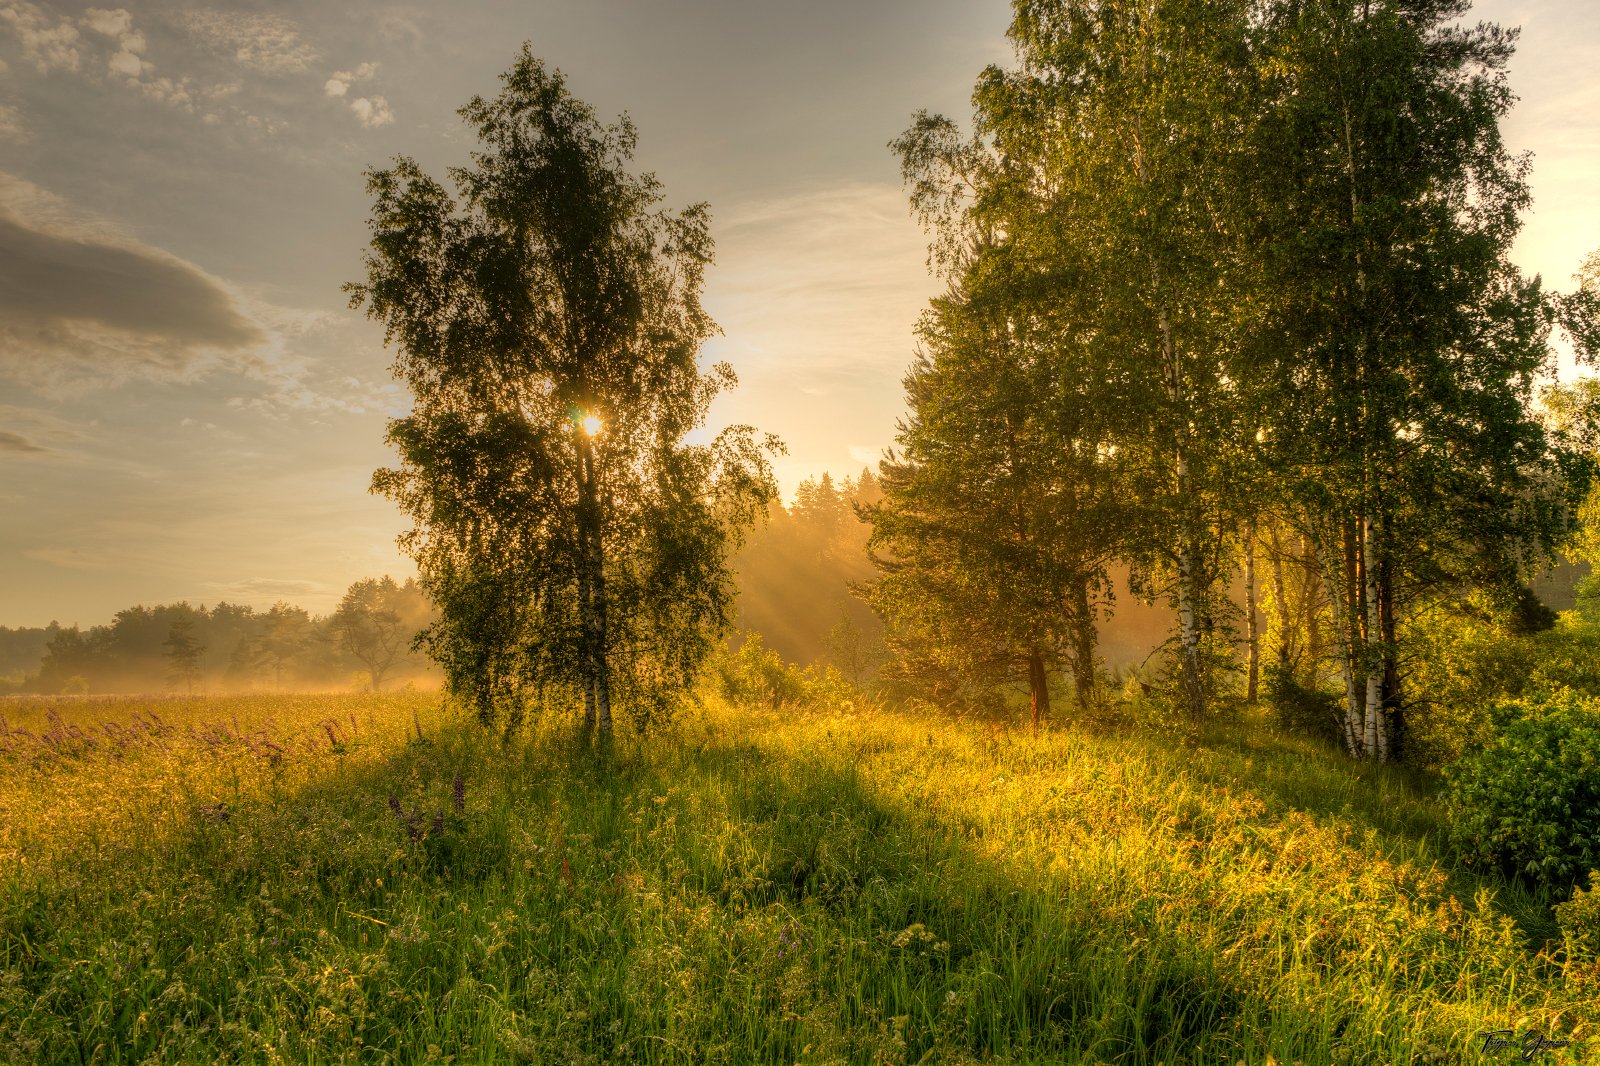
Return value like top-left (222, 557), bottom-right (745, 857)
top-left (581, 414), bottom-right (603, 436)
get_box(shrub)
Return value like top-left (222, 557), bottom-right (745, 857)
top-left (1554, 873), bottom-right (1600, 991)
top-left (1402, 610), bottom-right (1600, 770)
top-left (1263, 665), bottom-right (1345, 748)
top-left (1446, 693), bottom-right (1600, 889)
top-left (713, 634), bottom-right (857, 710)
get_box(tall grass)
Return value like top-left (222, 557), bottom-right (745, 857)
top-left (0, 692), bottom-right (1591, 1063)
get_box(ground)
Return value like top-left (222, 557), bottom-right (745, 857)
top-left (0, 691), bottom-right (1590, 1064)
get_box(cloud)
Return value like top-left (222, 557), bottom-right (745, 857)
top-left (708, 182), bottom-right (931, 381)
top-left (180, 11), bottom-right (318, 74)
top-left (108, 47), bottom-right (147, 77)
top-left (81, 7), bottom-right (130, 38)
top-left (324, 62), bottom-right (392, 127)
top-left (324, 61), bottom-right (376, 97)
top-left (0, 429), bottom-right (45, 454)
top-left (0, 175), bottom-right (264, 389)
top-left (348, 95), bottom-right (393, 128)
top-left (203, 576), bottom-right (336, 602)
top-left (0, 0), bottom-right (81, 72)
top-left (4, 6), bottom-right (277, 131)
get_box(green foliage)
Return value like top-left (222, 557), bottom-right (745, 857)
top-left (1555, 873), bottom-right (1600, 992)
top-left (1403, 610), bottom-right (1600, 769)
top-left (1447, 692), bottom-right (1600, 889)
top-left (1, 692), bottom-right (1592, 1062)
top-left (350, 48), bottom-right (776, 736)
top-left (711, 634), bottom-right (856, 711)
top-left (1263, 663), bottom-right (1344, 748)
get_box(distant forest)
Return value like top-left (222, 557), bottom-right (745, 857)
top-left (1, 468), bottom-right (1582, 697)
top-left (0, 578), bottom-right (435, 695)
top-left (0, 475), bottom-right (889, 695)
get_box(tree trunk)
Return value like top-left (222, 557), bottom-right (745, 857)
top-left (1301, 535), bottom-right (1321, 689)
top-left (578, 434), bottom-right (613, 739)
top-left (1140, 150), bottom-right (1206, 720)
top-left (1362, 509), bottom-right (1387, 762)
top-left (1244, 524), bottom-right (1260, 703)
top-left (1379, 555), bottom-right (1401, 758)
top-left (1069, 578), bottom-right (1096, 711)
top-left (1027, 647), bottom-right (1050, 732)
top-left (1269, 524), bottom-right (1291, 669)
top-left (1319, 527), bottom-right (1362, 757)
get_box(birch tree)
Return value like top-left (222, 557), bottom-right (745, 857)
top-left (350, 48), bottom-right (777, 738)
top-left (974, 0), bottom-right (1260, 718)
top-left (1247, 0), bottom-right (1583, 759)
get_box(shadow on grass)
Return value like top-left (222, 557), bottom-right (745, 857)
top-left (1173, 715), bottom-right (1564, 949)
top-left (0, 708), bottom-right (1533, 1065)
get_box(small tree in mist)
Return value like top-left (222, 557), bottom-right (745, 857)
top-left (331, 577), bottom-right (410, 692)
top-left (349, 48), bottom-right (778, 738)
top-left (162, 617), bottom-right (204, 694)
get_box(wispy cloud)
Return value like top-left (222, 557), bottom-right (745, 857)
top-left (0, 0), bottom-right (80, 73)
top-left (324, 61), bottom-right (391, 127)
top-left (84, 7), bottom-right (153, 79)
top-left (0, 429), bottom-right (46, 454)
top-left (179, 10), bottom-right (318, 75)
top-left (0, 176), bottom-right (264, 390)
top-left (203, 576), bottom-right (337, 603)
top-left (0, 4), bottom-right (279, 131)
top-left (708, 181), bottom-right (931, 383)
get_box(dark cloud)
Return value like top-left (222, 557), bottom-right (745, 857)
top-left (0, 429), bottom-right (46, 453)
top-left (0, 212), bottom-right (261, 351)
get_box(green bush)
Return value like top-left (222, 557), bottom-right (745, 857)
top-left (1401, 611), bottom-right (1600, 770)
top-left (1555, 872), bottom-right (1600, 991)
top-left (1446, 693), bottom-right (1600, 888)
top-left (713, 633), bottom-right (857, 710)
top-left (1263, 665), bottom-right (1346, 748)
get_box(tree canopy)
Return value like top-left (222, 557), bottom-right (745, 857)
top-left (349, 48), bottom-right (778, 737)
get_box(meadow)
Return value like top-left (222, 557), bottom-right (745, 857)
top-left (0, 691), bottom-right (1593, 1064)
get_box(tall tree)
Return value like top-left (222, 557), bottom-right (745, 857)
top-left (971, 0), bottom-right (1260, 718)
top-left (1245, 0), bottom-right (1586, 759)
top-left (865, 241), bottom-right (1121, 720)
top-left (350, 48), bottom-right (776, 737)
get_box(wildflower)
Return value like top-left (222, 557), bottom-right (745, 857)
top-left (453, 773), bottom-right (465, 814)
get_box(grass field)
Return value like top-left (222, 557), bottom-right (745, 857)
top-left (0, 691), bottom-right (1592, 1064)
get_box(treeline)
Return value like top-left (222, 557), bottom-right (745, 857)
top-left (862, 0), bottom-right (1600, 760)
top-left (0, 578), bottom-right (436, 695)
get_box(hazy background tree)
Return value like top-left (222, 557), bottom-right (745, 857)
top-left (350, 48), bottom-right (777, 737)
top-left (729, 470), bottom-right (882, 669)
top-left (162, 617), bottom-right (205, 694)
top-left (330, 577), bottom-right (428, 692)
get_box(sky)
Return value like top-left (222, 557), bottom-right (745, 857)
top-left (0, 0), bottom-right (1596, 628)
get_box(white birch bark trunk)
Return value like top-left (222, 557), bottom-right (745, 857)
top-left (1362, 511), bottom-right (1387, 762)
top-left (1317, 532), bottom-right (1363, 757)
top-left (1244, 524), bottom-right (1260, 702)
